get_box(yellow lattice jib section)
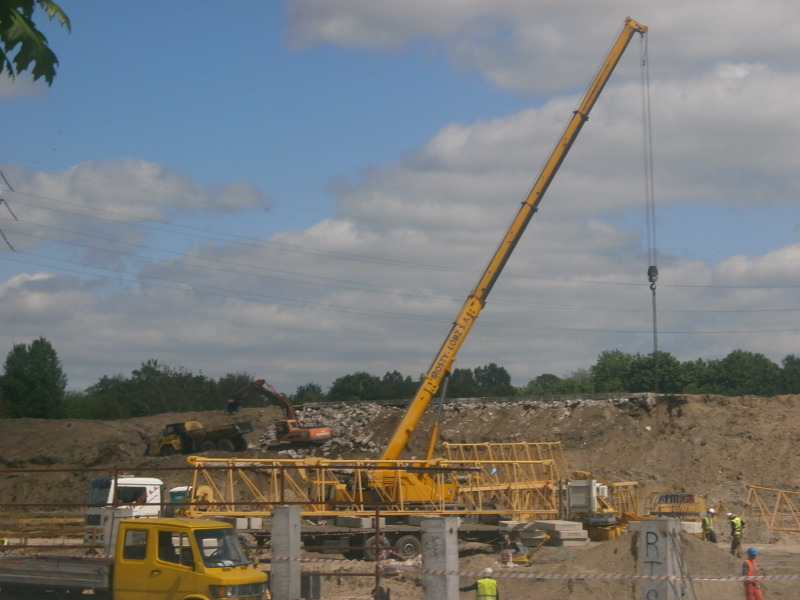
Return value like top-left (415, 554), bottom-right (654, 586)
top-left (181, 451), bottom-right (562, 521)
top-left (745, 485), bottom-right (800, 533)
top-left (608, 481), bottom-right (641, 522)
top-left (440, 442), bottom-right (566, 521)
top-left (441, 441), bottom-right (568, 478)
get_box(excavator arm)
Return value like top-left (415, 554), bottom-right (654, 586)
top-left (231, 378), bottom-right (300, 421)
top-left (381, 17), bottom-right (648, 462)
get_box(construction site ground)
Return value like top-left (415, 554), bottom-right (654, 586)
top-left (1, 393), bottom-right (799, 599)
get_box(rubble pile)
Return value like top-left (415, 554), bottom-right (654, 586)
top-left (254, 402), bottom-right (404, 457)
top-left (252, 394), bottom-right (659, 458)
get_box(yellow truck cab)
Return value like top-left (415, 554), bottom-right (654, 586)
top-left (0, 518), bottom-right (268, 600)
top-left (114, 518), bottom-right (267, 600)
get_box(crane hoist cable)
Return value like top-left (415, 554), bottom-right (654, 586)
top-left (639, 31), bottom-right (660, 391)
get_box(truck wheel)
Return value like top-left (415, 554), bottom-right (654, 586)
top-left (363, 535), bottom-right (389, 561)
top-left (233, 437), bottom-right (248, 451)
top-left (159, 445), bottom-right (176, 457)
top-left (218, 438), bottom-right (235, 452)
top-left (394, 535), bottom-right (422, 560)
top-left (200, 440), bottom-right (216, 451)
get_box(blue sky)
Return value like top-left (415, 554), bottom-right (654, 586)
top-left (1, 1), bottom-right (799, 393)
top-left (7, 3), bottom-right (529, 233)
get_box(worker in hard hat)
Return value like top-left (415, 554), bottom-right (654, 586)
top-left (728, 512), bottom-right (745, 558)
top-left (702, 508), bottom-right (717, 543)
top-left (742, 547), bottom-right (763, 600)
top-left (459, 567), bottom-right (499, 600)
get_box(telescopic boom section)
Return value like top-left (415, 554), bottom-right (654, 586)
top-left (381, 17), bottom-right (648, 462)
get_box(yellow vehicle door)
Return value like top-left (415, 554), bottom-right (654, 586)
top-left (113, 525), bottom-right (197, 600)
top-left (147, 529), bottom-right (198, 600)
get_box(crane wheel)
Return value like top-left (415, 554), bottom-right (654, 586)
top-left (394, 535), bottom-right (422, 560)
top-left (363, 535), bottom-right (389, 562)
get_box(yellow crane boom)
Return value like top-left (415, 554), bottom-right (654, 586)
top-left (382, 17), bottom-right (648, 461)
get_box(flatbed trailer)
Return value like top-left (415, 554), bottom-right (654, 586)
top-left (0, 554), bottom-right (114, 593)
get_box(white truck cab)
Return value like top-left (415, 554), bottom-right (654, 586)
top-left (84, 475), bottom-right (163, 543)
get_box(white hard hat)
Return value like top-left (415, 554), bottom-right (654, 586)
top-left (726, 512), bottom-right (733, 518)
top-left (483, 567), bottom-right (493, 577)
top-left (708, 508), bottom-right (716, 514)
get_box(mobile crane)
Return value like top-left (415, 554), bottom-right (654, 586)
top-left (179, 17), bottom-right (647, 559)
top-left (383, 17), bottom-right (647, 462)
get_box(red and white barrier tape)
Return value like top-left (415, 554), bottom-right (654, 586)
top-left (263, 555), bottom-right (799, 582)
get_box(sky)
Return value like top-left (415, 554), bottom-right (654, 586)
top-left (1, 0), bottom-right (799, 394)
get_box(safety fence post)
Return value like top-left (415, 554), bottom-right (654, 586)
top-left (421, 516), bottom-right (460, 600)
top-left (640, 518), bottom-right (681, 600)
top-left (271, 505), bottom-right (302, 600)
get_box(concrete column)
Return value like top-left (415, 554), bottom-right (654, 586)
top-left (420, 516), bottom-right (460, 600)
top-left (271, 505), bottom-right (302, 600)
top-left (639, 519), bottom-right (681, 600)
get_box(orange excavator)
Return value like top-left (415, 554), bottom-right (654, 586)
top-left (228, 379), bottom-right (332, 446)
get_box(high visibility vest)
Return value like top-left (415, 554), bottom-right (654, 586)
top-left (743, 558), bottom-right (760, 587)
top-left (731, 517), bottom-right (743, 536)
top-left (476, 577), bottom-right (498, 600)
top-left (744, 559), bottom-right (758, 577)
top-left (702, 516), bottom-right (712, 530)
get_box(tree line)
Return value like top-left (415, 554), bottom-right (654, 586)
top-left (2, 337), bottom-right (800, 420)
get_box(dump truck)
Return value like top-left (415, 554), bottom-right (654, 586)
top-left (148, 420), bottom-right (254, 456)
top-left (0, 517), bottom-right (268, 600)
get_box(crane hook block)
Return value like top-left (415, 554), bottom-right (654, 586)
top-left (647, 265), bottom-right (658, 283)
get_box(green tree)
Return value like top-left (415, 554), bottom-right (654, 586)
top-left (0, 336), bottom-right (67, 418)
top-left (380, 370), bottom-right (416, 400)
top-left (0, 0), bottom-right (70, 85)
top-left (292, 382), bottom-right (325, 404)
top-left (521, 369), bottom-right (594, 396)
top-left (129, 360), bottom-right (217, 414)
top-left (590, 350), bottom-right (633, 392)
top-left (473, 363), bottom-right (515, 396)
top-left (327, 372), bottom-right (383, 403)
top-left (80, 360), bottom-right (219, 418)
top-left (705, 350), bottom-right (780, 396)
top-left (522, 373), bottom-right (563, 395)
top-left (627, 351), bottom-right (684, 393)
top-left (447, 367), bottom-right (477, 397)
top-left (779, 354), bottom-right (800, 394)
top-left (78, 374), bottom-right (134, 419)
top-left (677, 358), bottom-right (709, 394)
top-left (216, 372), bottom-right (255, 406)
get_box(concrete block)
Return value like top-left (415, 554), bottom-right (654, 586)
top-left (407, 514), bottom-right (433, 527)
top-left (549, 530), bottom-right (589, 541)
top-left (547, 538), bottom-right (590, 547)
top-left (681, 521), bottom-right (702, 534)
top-left (533, 520), bottom-right (585, 532)
top-left (235, 517), bottom-right (262, 530)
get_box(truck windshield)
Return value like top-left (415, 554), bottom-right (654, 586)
top-left (193, 528), bottom-right (249, 567)
top-left (87, 478), bottom-right (113, 504)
